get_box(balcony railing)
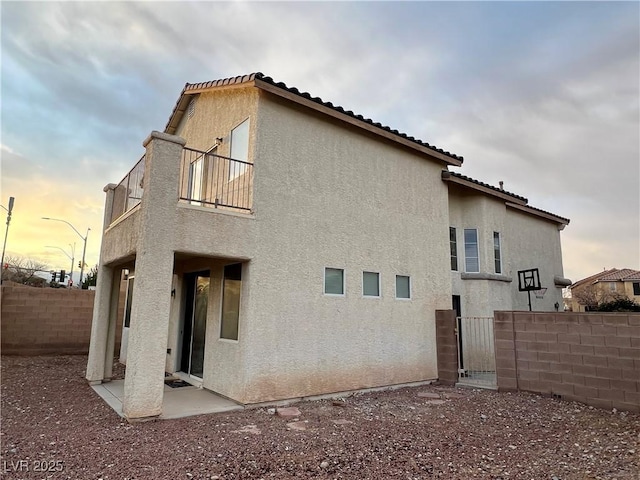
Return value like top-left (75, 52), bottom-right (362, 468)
top-left (109, 155), bottom-right (145, 225)
top-left (179, 147), bottom-right (253, 212)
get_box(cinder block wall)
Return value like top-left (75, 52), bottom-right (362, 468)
top-left (494, 311), bottom-right (639, 412)
top-left (435, 310), bottom-right (458, 385)
top-left (1, 283), bottom-right (124, 355)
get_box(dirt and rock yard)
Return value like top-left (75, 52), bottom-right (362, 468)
top-left (1, 356), bottom-right (638, 480)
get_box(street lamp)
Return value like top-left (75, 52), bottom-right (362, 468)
top-left (44, 244), bottom-right (75, 286)
top-left (42, 217), bottom-right (90, 287)
top-left (1, 196), bottom-right (15, 282)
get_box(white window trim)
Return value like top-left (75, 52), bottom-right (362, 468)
top-left (362, 271), bottom-right (381, 298)
top-left (464, 228), bottom-right (480, 273)
top-left (395, 274), bottom-right (411, 300)
top-left (324, 267), bottom-right (345, 297)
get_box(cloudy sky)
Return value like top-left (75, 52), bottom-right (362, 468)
top-left (1, 1), bottom-right (638, 284)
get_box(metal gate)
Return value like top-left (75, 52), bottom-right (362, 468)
top-left (456, 316), bottom-right (497, 389)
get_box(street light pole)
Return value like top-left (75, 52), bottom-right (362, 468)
top-left (42, 217), bottom-right (90, 287)
top-left (1, 197), bottom-right (15, 282)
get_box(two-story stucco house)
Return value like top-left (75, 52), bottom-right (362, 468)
top-left (86, 73), bottom-right (570, 420)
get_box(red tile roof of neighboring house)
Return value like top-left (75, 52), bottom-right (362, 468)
top-left (597, 268), bottom-right (640, 282)
top-left (164, 72), bottom-right (463, 166)
top-left (570, 269), bottom-right (619, 289)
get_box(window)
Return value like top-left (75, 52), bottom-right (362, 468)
top-left (493, 232), bottom-right (502, 274)
top-left (450, 227), bottom-right (458, 271)
top-left (229, 119), bottom-right (249, 180)
top-left (123, 276), bottom-right (134, 328)
top-left (396, 275), bottom-right (411, 299)
top-left (220, 263), bottom-right (242, 340)
top-left (363, 271), bottom-right (380, 297)
top-left (609, 282), bottom-right (616, 292)
top-left (633, 282), bottom-right (640, 295)
top-left (324, 268), bottom-right (344, 295)
top-left (464, 229), bottom-right (479, 273)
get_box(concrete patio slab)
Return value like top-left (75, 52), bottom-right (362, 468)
top-left (91, 379), bottom-right (244, 420)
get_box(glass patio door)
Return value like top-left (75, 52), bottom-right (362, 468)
top-left (181, 271), bottom-right (210, 378)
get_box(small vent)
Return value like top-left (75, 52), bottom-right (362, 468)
top-left (188, 98), bottom-right (196, 118)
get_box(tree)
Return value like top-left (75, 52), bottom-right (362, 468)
top-left (2, 255), bottom-right (49, 287)
top-left (571, 284), bottom-right (623, 310)
top-left (82, 265), bottom-right (98, 289)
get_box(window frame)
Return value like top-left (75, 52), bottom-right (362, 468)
top-left (633, 282), bottom-right (640, 296)
top-left (395, 275), bottom-right (411, 300)
top-left (324, 267), bottom-right (345, 296)
top-left (362, 271), bottom-right (381, 298)
top-left (464, 228), bottom-right (480, 273)
top-left (220, 263), bottom-right (242, 342)
top-left (450, 227), bottom-right (458, 271)
top-left (493, 231), bottom-right (502, 274)
top-left (229, 118), bottom-right (250, 181)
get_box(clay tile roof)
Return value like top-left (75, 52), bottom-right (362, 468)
top-left (570, 269), bottom-right (619, 288)
top-left (165, 72), bottom-right (463, 163)
top-left (597, 268), bottom-right (640, 282)
top-left (446, 171), bottom-right (528, 202)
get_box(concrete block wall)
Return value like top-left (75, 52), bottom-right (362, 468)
top-left (1, 283), bottom-right (124, 355)
top-left (435, 310), bottom-right (458, 385)
top-left (494, 311), bottom-right (640, 412)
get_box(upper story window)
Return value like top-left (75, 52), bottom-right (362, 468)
top-left (609, 282), bottom-right (616, 291)
top-left (493, 232), bottom-right (502, 274)
top-left (450, 227), bottom-right (458, 271)
top-left (464, 229), bottom-right (479, 273)
top-left (324, 267), bottom-right (345, 296)
top-left (230, 118), bottom-right (250, 180)
top-left (362, 271), bottom-right (380, 297)
top-left (633, 282), bottom-right (640, 295)
top-left (396, 275), bottom-right (411, 299)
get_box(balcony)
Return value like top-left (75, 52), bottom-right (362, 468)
top-left (179, 147), bottom-right (253, 212)
top-left (108, 147), bottom-right (254, 226)
top-left (109, 155), bottom-right (145, 225)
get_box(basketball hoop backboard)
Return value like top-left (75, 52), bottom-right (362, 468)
top-left (518, 268), bottom-right (541, 291)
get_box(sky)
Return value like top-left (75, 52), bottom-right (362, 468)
top-left (1, 1), bottom-right (638, 285)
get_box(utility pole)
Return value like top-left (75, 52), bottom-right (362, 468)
top-left (1, 196), bottom-right (15, 282)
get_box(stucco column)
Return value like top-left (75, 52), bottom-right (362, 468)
top-left (86, 184), bottom-right (118, 383)
top-left (122, 131), bottom-right (185, 420)
top-left (103, 267), bottom-right (122, 380)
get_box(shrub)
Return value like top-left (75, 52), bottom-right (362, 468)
top-left (595, 298), bottom-right (640, 312)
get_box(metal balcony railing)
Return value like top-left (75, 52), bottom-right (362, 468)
top-left (179, 147), bottom-right (253, 212)
top-left (109, 155), bottom-right (145, 225)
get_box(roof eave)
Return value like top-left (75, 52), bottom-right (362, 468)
top-left (505, 201), bottom-right (570, 226)
top-left (442, 170), bottom-right (528, 205)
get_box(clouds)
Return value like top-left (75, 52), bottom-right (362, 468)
top-left (1, 1), bottom-right (638, 281)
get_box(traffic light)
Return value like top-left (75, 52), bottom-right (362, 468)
top-left (78, 261), bottom-right (81, 268)
top-left (51, 271), bottom-right (57, 282)
top-left (60, 270), bottom-right (66, 281)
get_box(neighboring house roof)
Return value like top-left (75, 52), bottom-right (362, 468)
top-left (164, 72), bottom-right (463, 167)
top-left (597, 268), bottom-right (640, 282)
top-left (442, 171), bottom-right (570, 226)
top-left (569, 268), bottom-right (640, 289)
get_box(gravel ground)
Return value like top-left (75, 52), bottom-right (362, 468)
top-left (1, 356), bottom-right (638, 480)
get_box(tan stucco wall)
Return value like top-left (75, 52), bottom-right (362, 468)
top-left (504, 208), bottom-right (565, 311)
top-left (176, 88), bottom-right (259, 156)
top-left (448, 189), bottom-right (566, 316)
top-left (225, 92), bottom-right (453, 403)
